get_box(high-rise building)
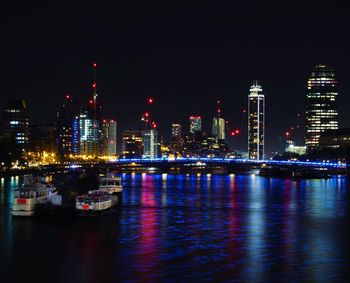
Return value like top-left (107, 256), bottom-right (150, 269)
top-left (212, 117), bottom-right (225, 140)
top-left (1, 99), bottom-right (30, 153)
top-left (78, 113), bottom-right (100, 156)
top-left (305, 64), bottom-right (338, 152)
top-left (57, 95), bottom-right (81, 157)
top-left (248, 81), bottom-right (265, 160)
top-left (121, 130), bottom-right (143, 158)
top-left (189, 116), bottom-right (202, 133)
top-left (171, 124), bottom-right (182, 139)
top-left (170, 123), bottom-right (183, 155)
top-left (142, 129), bottom-right (159, 159)
top-left (101, 119), bottom-right (117, 156)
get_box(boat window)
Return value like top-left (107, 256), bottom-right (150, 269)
top-left (100, 181), bottom-right (107, 186)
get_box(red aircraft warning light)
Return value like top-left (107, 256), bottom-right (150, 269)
top-left (93, 63), bottom-right (97, 68)
top-left (148, 97), bottom-right (154, 104)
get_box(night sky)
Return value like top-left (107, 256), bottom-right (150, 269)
top-left (2, 1), bottom-right (350, 153)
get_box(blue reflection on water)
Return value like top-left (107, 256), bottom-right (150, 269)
top-left (0, 174), bottom-right (349, 282)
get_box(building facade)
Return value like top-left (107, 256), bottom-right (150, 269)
top-left (101, 119), bottom-right (117, 156)
top-left (189, 116), bottom-right (202, 133)
top-left (121, 130), bottom-right (143, 158)
top-left (248, 82), bottom-right (265, 160)
top-left (78, 114), bottom-right (100, 156)
top-left (212, 117), bottom-right (225, 140)
top-left (142, 129), bottom-right (159, 159)
top-left (305, 64), bottom-right (338, 152)
top-left (1, 99), bottom-right (30, 153)
top-left (171, 124), bottom-right (182, 139)
top-left (57, 95), bottom-right (81, 157)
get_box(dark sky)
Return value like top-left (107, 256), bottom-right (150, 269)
top-left (2, 0), bottom-right (350, 153)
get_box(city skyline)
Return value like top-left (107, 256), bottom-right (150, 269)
top-left (3, 1), bottom-right (350, 154)
top-left (0, 64), bottom-right (345, 156)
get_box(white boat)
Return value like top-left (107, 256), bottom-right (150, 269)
top-left (75, 190), bottom-right (118, 216)
top-left (98, 173), bottom-right (123, 194)
top-left (12, 175), bottom-right (57, 217)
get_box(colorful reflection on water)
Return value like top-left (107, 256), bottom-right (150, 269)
top-left (0, 174), bottom-right (349, 282)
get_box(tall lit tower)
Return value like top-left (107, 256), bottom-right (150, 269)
top-left (248, 81), bottom-right (265, 160)
top-left (305, 64), bottom-right (338, 152)
top-left (141, 97), bottom-right (159, 159)
top-left (212, 100), bottom-right (225, 140)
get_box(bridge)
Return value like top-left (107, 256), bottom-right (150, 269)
top-left (107, 157), bottom-right (347, 175)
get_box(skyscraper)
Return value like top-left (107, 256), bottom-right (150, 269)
top-left (1, 99), bottom-right (30, 154)
top-left (189, 116), bottom-right (202, 133)
top-left (305, 64), bottom-right (338, 152)
top-left (101, 119), bottom-right (117, 156)
top-left (57, 95), bottom-right (81, 158)
top-left (170, 123), bottom-right (183, 155)
top-left (171, 124), bottom-right (182, 139)
top-left (248, 81), bottom-right (265, 160)
top-left (212, 117), bottom-right (225, 140)
top-left (78, 113), bottom-right (100, 156)
top-left (142, 129), bottom-right (159, 159)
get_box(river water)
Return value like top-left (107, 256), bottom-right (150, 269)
top-left (0, 174), bottom-right (349, 282)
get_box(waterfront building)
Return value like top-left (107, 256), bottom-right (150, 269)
top-left (56, 95), bottom-right (81, 158)
top-left (101, 119), bottom-right (117, 156)
top-left (189, 116), bottom-right (202, 133)
top-left (121, 130), bottom-right (143, 158)
top-left (142, 129), bottom-right (159, 159)
top-left (285, 142), bottom-right (307, 155)
top-left (1, 99), bottom-right (30, 153)
top-left (305, 64), bottom-right (338, 152)
top-left (78, 113), bottom-right (100, 156)
top-left (248, 81), bottom-right (265, 160)
top-left (212, 117), bottom-right (225, 140)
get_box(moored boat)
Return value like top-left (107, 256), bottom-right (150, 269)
top-left (11, 175), bottom-right (57, 217)
top-left (98, 173), bottom-right (123, 194)
top-left (75, 190), bottom-right (118, 216)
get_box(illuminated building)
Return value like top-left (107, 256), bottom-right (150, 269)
top-left (319, 128), bottom-right (350, 149)
top-left (101, 119), bottom-right (117, 156)
top-left (248, 81), bottom-right (265, 160)
top-left (189, 116), bottom-right (202, 133)
top-left (212, 117), bottom-right (225, 140)
top-left (78, 114), bottom-right (100, 156)
top-left (1, 99), bottom-right (29, 153)
top-left (142, 129), bottom-right (159, 159)
top-left (171, 124), bottom-right (182, 139)
top-left (306, 64), bottom-right (338, 152)
top-left (121, 130), bottom-right (143, 158)
top-left (57, 95), bottom-right (81, 157)
top-left (170, 123), bottom-right (183, 154)
top-left (285, 142), bottom-right (306, 155)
